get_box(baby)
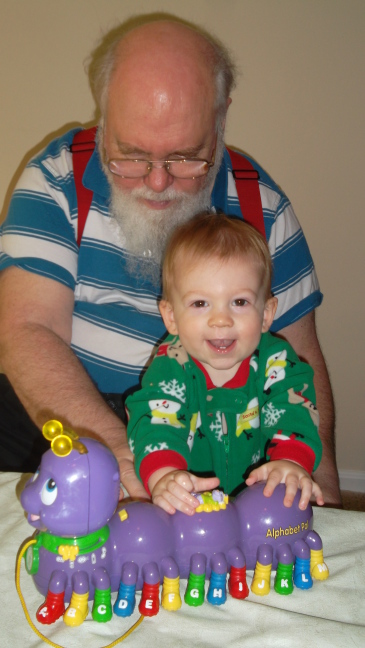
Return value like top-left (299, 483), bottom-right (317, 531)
top-left (126, 212), bottom-right (324, 515)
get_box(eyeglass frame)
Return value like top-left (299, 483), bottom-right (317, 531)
top-left (105, 133), bottom-right (217, 180)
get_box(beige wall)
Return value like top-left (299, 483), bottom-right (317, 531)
top-left (1, 0), bottom-right (364, 479)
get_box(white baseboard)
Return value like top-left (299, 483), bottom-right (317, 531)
top-left (339, 470), bottom-right (365, 493)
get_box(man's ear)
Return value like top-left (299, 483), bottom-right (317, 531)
top-left (159, 299), bottom-right (178, 335)
top-left (261, 296), bottom-right (278, 333)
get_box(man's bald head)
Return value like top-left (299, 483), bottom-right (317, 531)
top-left (89, 17), bottom-right (236, 125)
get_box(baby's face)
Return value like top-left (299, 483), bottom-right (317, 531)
top-left (160, 255), bottom-right (277, 385)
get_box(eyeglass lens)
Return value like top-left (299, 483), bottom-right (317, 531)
top-left (108, 159), bottom-right (209, 179)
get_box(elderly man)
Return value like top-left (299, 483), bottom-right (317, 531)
top-left (0, 17), bottom-right (341, 505)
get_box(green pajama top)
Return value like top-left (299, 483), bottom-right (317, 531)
top-left (126, 332), bottom-right (322, 496)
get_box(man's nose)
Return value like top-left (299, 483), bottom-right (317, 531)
top-left (143, 164), bottom-right (174, 193)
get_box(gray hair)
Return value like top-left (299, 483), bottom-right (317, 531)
top-left (86, 13), bottom-right (238, 123)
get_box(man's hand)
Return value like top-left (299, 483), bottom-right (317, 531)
top-left (84, 424), bottom-right (149, 500)
top-left (246, 459), bottom-right (324, 510)
top-left (149, 468), bottom-right (220, 515)
top-left (114, 442), bottom-right (149, 500)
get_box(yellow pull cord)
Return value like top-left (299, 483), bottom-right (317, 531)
top-left (16, 538), bottom-right (144, 647)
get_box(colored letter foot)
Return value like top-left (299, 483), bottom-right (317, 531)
top-left (207, 571), bottom-right (227, 606)
top-left (63, 592), bottom-right (89, 627)
top-left (228, 566), bottom-right (249, 599)
top-left (92, 587), bottom-right (112, 622)
top-left (274, 562), bottom-right (294, 595)
top-left (139, 582), bottom-right (160, 616)
top-left (251, 561), bottom-right (272, 596)
top-left (161, 576), bottom-right (182, 611)
top-left (185, 572), bottom-right (205, 607)
top-left (36, 591), bottom-right (65, 624)
top-left (311, 549), bottom-right (329, 581)
top-left (114, 583), bottom-right (136, 617)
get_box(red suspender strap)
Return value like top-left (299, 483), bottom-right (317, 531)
top-left (71, 126), bottom-right (97, 246)
top-left (226, 148), bottom-right (266, 239)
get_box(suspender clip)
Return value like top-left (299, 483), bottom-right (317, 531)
top-left (232, 169), bottom-right (260, 181)
top-left (70, 141), bottom-right (96, 153)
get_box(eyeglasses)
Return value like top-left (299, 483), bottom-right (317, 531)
top-left (106, 137), bottom-right (217, 180)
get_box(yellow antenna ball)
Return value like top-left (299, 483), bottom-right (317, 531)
top-left (42, 419), bottom-right (87, 456)
top-left (51, 435), bottom-right (73, 457)
top-left (42, 420), bottom-right (64, 441)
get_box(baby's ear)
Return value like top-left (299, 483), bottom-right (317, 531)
top-left (262, 296), bottom-right (278, 333)
top-left (159, 300), bottom-right (178, 335)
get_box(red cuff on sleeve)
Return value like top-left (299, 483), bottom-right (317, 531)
top-left (267, 439), bottom-right (316, 474)
top-left (140, 450), bottom-right (188, 495)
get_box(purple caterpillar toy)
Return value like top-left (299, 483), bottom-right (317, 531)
top-left (20, 421), bottom-right (329, 627)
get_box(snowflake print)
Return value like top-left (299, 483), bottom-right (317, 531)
top-left (251, 451), bottom-right (261, 464)
top-left (210, 412), bottom-right (224, 442)
top-left (159, 379), bottom-right (186, 403)
top-left (262, 402), bottom-right (286, 427)
top-left (144, 442), bottom-right (169, 454)
top-left (128, 439), bottom-right (135, 454)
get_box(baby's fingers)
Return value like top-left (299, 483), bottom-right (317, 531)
top-left (283, 474), bottom-right (302, 507)
top-left (245, 465), bottom-right (268, 486)
top-left (165, 479), bottom-right (200, 514)
top-left (152, 492), bottom-right (177, 515)
top-left (300, 479), bottom-right (324, 509)
top-left (190, 475), bottom-right (220, 493)
top-left (262, 470), bottom-right (282, 498)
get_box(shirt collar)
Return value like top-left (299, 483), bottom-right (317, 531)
top-left (192, 355), bottom-right (251, 390)
top-left (83, 134), bottom-right (111, 200)
top-left (211, 147), bottom-right (231, 213)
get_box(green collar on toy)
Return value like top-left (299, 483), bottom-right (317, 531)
top-left (35, 524), bottom-right (110, 555)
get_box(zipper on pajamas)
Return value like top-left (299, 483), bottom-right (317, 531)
top-left (221, 413), bottom-right (230, 491)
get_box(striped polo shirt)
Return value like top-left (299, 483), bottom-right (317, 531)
top-left (0, 127), bottom-right (322, 394)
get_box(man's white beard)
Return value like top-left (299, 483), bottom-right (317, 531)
top-left (109, 182), bottom-right (212, 285)
top-left (104, 133), bottom-right (225, 287)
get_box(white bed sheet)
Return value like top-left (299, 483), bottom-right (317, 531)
top-left (1, 471), bottom-right (364, 648)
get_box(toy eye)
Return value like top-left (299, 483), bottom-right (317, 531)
top-left (40, 478), bottom-right (58, 505)
top-left (32, 469), bottom-right (40, 482)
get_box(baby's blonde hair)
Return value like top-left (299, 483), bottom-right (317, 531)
top-left (162, 211), bottom-right (273, 301)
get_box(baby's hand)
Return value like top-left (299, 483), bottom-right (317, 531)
top-left (149, 468), bottom-right (220, 515)
top-left (246, 460), bottom-right (324, 510)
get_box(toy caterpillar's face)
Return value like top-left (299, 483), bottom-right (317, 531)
top-left (20, 438), bottom-right (120, 537)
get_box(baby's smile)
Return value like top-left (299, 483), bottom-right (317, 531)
top-left (207, 339), bottom-right (237, 352)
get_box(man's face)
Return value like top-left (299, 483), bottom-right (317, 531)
top-left (103, 49), bottom-right (218, 207)
top-left (100, 54), bottom-right (224, 279)
top-left (103, 110), bottom-right (218, 210)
